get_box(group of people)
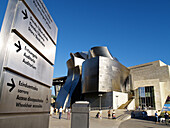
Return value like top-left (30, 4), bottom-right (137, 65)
top-left (95, 109), bottom-right (116, 119)
top-left (50, 106), bottom-right (71, 120)
top-left (155, 111), bottom-right (169, 125)
top-left (108, 109), bottom-right (116, 119)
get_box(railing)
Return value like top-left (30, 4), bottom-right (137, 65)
top-left (90, 107), bottom-right (110, 110)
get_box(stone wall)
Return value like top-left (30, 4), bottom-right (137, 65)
top-left (129, 60), bottom-right (170, 111)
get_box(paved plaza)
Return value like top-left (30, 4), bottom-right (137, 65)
top-left (49, 110), bottom-right (170, 128)
top-left (119, 118), bottom-right (170, 128)
top-left (49, 110), bottom-right (121, 128)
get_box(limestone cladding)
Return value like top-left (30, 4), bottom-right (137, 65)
top-left (129, 60), bottom-right (170, 111)
top-left (113, 91), bottom-right (128, 109)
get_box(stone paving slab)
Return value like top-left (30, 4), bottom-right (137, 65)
top-left (119, 118), bottom-right (170, 128)
top-left (49, 115), bottom-right (71, 128)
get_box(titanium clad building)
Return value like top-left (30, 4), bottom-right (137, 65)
top-left (55, 52), bottom-right (87, 109)
top-left (82, 47), bottom-right (130, 109)
top-left (55, 46), bottom-right (130, 109)
top-left (82, 56), bottom-right (129, 93)
top-left (54, 47), bottom-right (170, 115)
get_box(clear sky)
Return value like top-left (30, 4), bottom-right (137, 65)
top-left (0, 0), bottom-right (170, 78)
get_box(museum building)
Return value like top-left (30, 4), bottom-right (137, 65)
top-left (129, 60), bottom-right (170, 114)
top-left (53, 46), bottom-right (170, 115)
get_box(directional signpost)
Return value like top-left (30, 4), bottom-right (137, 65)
top-left (0, 0), bottom-right (58, 128)
top-left (5, 33), bottom-right (54, 86)
top-left (0, 72), bottom-right (51, 113)
top-left (23, 0), bottom-right (58, 44)
top-left (12, 1), bottom-right (56, 64)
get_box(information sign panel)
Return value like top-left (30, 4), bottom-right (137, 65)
top-left (0, 71), bottom-right (51, 113)
top-left (12, 2), bottom-right (56, 64)
top-left (5, 33), bottom-right (53, 86)
top-left (23, 0), bottom-right (58, 43)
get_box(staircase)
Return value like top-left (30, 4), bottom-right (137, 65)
top-left (118, 98), bottom-right (133, 109)
top-left (116, 109), bottom-right (131, 121)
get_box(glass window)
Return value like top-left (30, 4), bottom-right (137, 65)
top-left (138, 86), bottom-right (155, 110)
top-left (139, 87), bottom-right (145, 97)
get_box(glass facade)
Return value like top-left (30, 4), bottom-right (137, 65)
top-left (138, 86), bottom-right (155, 110)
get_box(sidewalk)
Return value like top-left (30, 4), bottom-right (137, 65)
top-left (49, 110), bottom-right (170, 128)
top-left (119, 118), bottom-right (170, 128)
top-left (49, 109), bottom-right (127, 128)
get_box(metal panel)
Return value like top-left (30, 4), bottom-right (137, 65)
top-left (4, 33), bottom-right (53, 86)
top-left (55, 67), bottom-right (81, 108)
top-left (70, 53), bottom-right (85, 67)
top-left (99, 56), bottom-right (121, 92)
top-left (0, 0), bottom-right (57, 128)
top-left (0, 71), bottom-right (51, 113)
top-left (0, 114), bottom-right (49, 128)
top-left (55, 69), bottom-right (73, 108)
top-left (23, 0), bottom-right (58, 43)
top-left (88, 46), bottom-right (118, 61)
top-left (12, 1), bottom-right (56, 64)
top-left (0, 0), bottom-right (19, 97)
top-left (66, 67), bottom-right (81, 108)
top-left (82, 56), bottom-right (129, 93)
top-left (82, 57), bottom-right (99, 93)
top-left (55, 56), bottom-right (82, 108)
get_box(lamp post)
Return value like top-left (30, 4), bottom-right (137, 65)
top-left (98, 94), bottom-right (103, 110)
top-left (116, 96), bottom-right (119, 108)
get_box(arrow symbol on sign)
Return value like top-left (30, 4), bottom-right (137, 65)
top-left (7, 78), bottom-right (16, 92)
top-left (22, 9), bottom-right (28, 20)
top-left (14, 41), bottom-right (22, 52)
top-left (46, 95), bottom-right (49, 103)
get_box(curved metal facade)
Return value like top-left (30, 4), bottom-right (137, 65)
top-left (55, 53), bottom-right (85, 108)
top-left (55, 46), bottom-right (129, 108)
top-left (88, 46), bottom-right (118, 61)
top-left (82, 46), bottom-right (129, 93)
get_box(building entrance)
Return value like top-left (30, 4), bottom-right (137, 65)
top-left (138, 86), bottom-right (155, 110)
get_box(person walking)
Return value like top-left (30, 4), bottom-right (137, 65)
top-left (54, 108), bottom-right (57, 115)
top-left (59, 106), bottom-right (63, 119)
top-left (112, 109), bottom-right (116, 119)
top-left (155, 111), bottom-right (158, 123)
top-left (108, 109), bottom-right (111, 119)
top-left (67, 107), bottom-right (71, 120)
top-left (164, 111), bottom-right (169, 125)
top-left (142, 110), bottom-right (145, 119)
top-left (96, 112), bottom-right (100, 118)
top-left (99, 109), bottom-right (102, 119)
top-left (50, 106), bottom-right (54, 116)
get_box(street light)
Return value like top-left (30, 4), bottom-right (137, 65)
top-left (98, 94), bottom-right (103, 110)
top-left (116, 96), bottom-right (119, 108)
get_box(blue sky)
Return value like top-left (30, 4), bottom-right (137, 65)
top-left (0, 0), bottom-right (170, 78)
